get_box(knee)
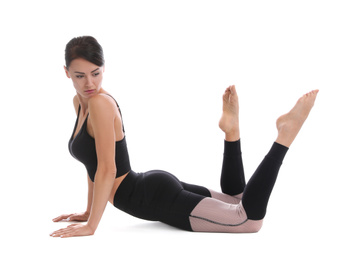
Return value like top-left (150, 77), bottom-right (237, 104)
top-left (245, 219), bottom-right (263, 233)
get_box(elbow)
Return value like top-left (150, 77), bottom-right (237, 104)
top-left (95, 166), bottom-right (117, 180)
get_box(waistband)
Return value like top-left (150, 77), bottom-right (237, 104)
top-left (113, 170), bottom-right (139, 205)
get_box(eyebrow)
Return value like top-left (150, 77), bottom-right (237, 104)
top-left (74, 68), bottom-right (100, 74)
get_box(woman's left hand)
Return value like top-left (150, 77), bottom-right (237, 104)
top-left (50, 223), bottom-right (95, 238)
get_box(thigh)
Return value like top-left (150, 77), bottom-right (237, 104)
top-left (189, 198), bottom-right (263, 233)
top-left (115, 170), bottom-right (206, 231)
top-left (143, 170), bottom-right (207, 231)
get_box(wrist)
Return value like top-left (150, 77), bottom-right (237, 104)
top-left (86, 222), bottom-right (97, 235)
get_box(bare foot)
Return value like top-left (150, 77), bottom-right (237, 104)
top-left (276, 89), bottom-right (319, 147)
top-left (219, 85), bottom-right (240, 141)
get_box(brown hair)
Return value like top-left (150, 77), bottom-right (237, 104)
top-left (65, 36), bottom-right (104, 70)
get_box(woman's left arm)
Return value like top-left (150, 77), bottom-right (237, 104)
top-left (51, 95), bottom-right (117, 238)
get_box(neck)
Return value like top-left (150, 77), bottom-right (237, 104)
top-left (77, 93), bottom-right (89, 115)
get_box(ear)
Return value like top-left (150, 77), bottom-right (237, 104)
top-left (102, 65), bottom-right (105, 73)
top-left (64, 66), bottom-right (71, 78)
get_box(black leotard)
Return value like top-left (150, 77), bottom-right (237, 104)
top-left (67, 95), bottom-right (211, 231)
top-left (68, 96), bottom-right (131, 182)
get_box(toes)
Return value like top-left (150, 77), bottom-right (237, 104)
top-left (230, 85), bottom-right (236, 92)
top-left (307, 89), bottom-right (319, 96)
top-left (223, 87), bottom-right (232, 99)
top-left (223, 85), bottom-right (238, 103)
top-left (225, 85), bottom-right (236, 95)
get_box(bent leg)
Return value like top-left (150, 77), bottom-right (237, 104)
top-left (189, 142), bottom-right (287, 232)
top-left (189, 89), bottom-right (318, 232)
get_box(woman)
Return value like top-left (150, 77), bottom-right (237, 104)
top-left (51, 36), bottom-right (318, 237)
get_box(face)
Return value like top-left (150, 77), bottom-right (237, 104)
top-left (64, 58), bottom-right (104, 98)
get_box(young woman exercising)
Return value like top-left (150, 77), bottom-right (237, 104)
top-left (51, 36), bottom-right (319, 237)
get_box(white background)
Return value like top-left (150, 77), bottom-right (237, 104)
top-left (1, 0), bottom-right (341, 259)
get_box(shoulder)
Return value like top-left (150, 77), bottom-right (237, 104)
top-left (88, 93), bottom-right (118, 118)
top-left (72, 95), bottom-right (79, 114)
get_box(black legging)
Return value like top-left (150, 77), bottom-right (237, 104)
top-left (113, 139), bottom-right (288, 231)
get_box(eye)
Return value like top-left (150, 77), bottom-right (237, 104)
top-left (93, 72), bottom-right (100, 77)
top-left (76, 75), bottom-right (84, 79)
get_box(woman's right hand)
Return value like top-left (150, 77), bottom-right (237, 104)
top-left (52, 212), bottom-right (90, 222)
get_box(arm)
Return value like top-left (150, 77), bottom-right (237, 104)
top-left (52, 96), bottom-right (93, 223)
top-left (85, 174), bottom-right (94, 215)
top-left (51, 95), bottom-right (117, 237)
top-left (86, 95), bottom-right (117, 232)
top-left (74, 95), bottom-right (95, 217)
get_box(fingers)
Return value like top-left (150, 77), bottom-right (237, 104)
top-left (50, 224), bottom-right (78, 238)
top-left (50, 224), bottom-right (94, 238)
top-left (66, 215), bottom-right (76, 221)
top-left (53, 212), bottom-right (89, 223)
top-left (52, 214), bottom-right (73, 222)
top-left (66, 214), bottom-right (87, 222)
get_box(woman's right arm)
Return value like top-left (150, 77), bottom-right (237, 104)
top-left (52, 96), bottom-right (93, 223)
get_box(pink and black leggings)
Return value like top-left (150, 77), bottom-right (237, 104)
top-left (114, 140), bottom-right (288, 232)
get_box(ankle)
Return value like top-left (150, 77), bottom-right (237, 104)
top-left (275, 133), bottom-right (292, 148)
top-left (225, 129), bottom-right (240, 142)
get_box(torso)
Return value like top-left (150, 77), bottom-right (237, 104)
top-left (72, 90), bottom-right (130, 205)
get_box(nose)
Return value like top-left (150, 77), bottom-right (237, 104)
top-left (85, 76), bottom-right (94, 88)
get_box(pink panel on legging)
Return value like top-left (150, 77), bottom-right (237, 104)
top-left (189, 198), bottom-right (263, 233)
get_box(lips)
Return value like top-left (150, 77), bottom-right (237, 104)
top-left (85, 89), bottom-right (95, 94)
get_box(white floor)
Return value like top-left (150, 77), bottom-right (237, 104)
top-left (4, 203), bottom-right (340, 260)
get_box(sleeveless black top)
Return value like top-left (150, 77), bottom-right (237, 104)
top-left (68, 96), bottom-right (131, 182)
